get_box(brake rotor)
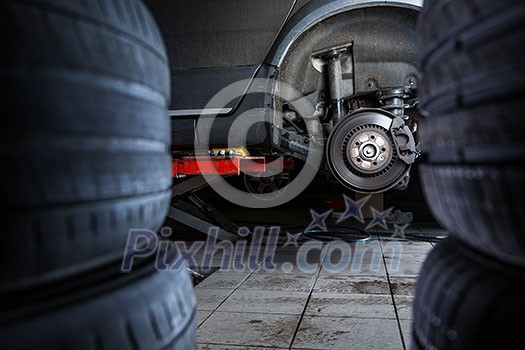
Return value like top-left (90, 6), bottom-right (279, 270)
top-left (326, 109), bottom-right (411, 193)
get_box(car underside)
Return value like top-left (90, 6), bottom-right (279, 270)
top-left (145, 0), bottom-right (422, 195)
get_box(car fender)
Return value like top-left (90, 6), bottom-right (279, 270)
top-left (266, 0), bottom-right (423, 68)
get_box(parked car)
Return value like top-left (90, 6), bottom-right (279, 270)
top-left (145, 0), bottom-right (422, 194)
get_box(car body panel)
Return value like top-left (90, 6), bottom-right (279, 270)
top-left (267, 0), bottom-right (423, 67)
top-left (144, 0), bottom-right (422, 152)
top-left (144, 0), bottom-right (295, 112)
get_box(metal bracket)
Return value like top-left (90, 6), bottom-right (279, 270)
top-left (168, 175), bottom-right (241, 242)
top-left (311, 42), bottom-right (354, 125)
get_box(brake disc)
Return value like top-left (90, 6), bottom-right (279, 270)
top-left (326, 108), bottom-right (415, 193)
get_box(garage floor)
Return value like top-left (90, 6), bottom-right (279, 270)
top-left (178, 221), bottom-right (445, 350)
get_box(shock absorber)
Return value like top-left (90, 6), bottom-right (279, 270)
top-left (311, 43), bottom-right (354, 125)
top-left (326, 51), bottom-right (346, 125)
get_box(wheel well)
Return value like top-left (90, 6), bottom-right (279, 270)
top-left (275, 6), bottom-right (419, 100)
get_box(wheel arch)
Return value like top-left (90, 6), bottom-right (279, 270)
top-left (266, 0), bottom-right (423, 68)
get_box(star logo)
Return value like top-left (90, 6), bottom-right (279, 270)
top-left (306, 209), bottom-right (332, 231)
top-left (392, 224), bottom-right (409, 239)
top-left (284, 232), bottom-right (301, 247)
top-left (366, 207), bottom-right (393, 231)
top-left (336, 194), bottom-right (371, 223)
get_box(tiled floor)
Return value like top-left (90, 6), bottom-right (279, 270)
top-left (185, 224), bottom-right (445, 350)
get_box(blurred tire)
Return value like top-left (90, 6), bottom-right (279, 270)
top-left (0, 0), bottom-right (197, 348)
top-left (0, 250), bottom-right (197, 350)
top-left (1, 0), bottom-right (172, 290)
top-left (417, 0), bottom-right (525, 266)
top-left (412, 237), bottom-right (525, 350)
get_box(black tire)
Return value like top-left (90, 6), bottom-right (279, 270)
top-left (0, 249), bottom-right (197, 350)
top-left (412, 237), bottom-right (525, 350)
top-left (416, 0), bottom-right (525, 265)
top-left (0, 0), bottom-right (171, 291)
top-left (420, 164), bottom-right (525, 267)
top-left (418, 0), bottom-right (525, 116)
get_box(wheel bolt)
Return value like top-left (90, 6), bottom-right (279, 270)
top-left (362, 144), bottom-right (377, 158)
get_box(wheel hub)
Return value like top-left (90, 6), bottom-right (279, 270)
top-left (326, 109), bottom-right (412, 193)
top-left (348, 129), bottom-right (392, 173)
